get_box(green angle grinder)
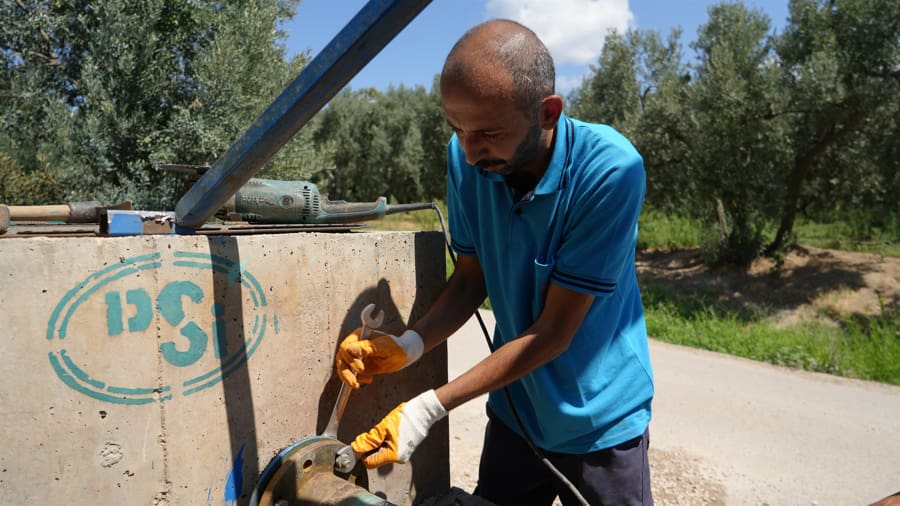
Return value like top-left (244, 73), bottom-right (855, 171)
top-left (161, 164), bottom-right (433, 225)
top-left (219, 178), bottom-right (433, 225)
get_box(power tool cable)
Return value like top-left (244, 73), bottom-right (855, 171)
top-left (430, 202), bottom-right (590, 506)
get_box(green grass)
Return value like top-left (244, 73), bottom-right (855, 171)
top-left (367, 199), bottom-right (447, 232)
top-left (643, 284), bottom-right (900, 386)
top-left (635, 207), bottom-right (899, 258)
top-left (637, 209), bottom-right (703, 250)
top-left (793, 211), bottom-right (900, 257)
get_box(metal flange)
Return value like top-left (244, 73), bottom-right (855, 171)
top-left (250, 436), bottom-right (392, 506)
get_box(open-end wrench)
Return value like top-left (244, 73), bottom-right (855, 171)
top-left (323, 303), bottom-right (384, 442)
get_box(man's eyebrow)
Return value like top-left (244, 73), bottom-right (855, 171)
top-left (445, 121), bottom-right (503, 134)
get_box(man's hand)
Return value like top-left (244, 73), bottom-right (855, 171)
top-left (336, 328), bottom-right (424, 388)
top-left (351, 389), bottom-right (447, 468)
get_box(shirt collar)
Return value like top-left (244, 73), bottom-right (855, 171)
top-left (533, 112), bottom-right (570, 196)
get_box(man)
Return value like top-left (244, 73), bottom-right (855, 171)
top-left (337, 19), bottom-right (654, 505)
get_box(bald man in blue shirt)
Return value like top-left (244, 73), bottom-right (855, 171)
top-left (338, 18), bottom-right (654, 505)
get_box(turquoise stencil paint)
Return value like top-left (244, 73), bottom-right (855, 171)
top-left (126, 289), bottom-right (153, 332)
top-left (105, 289), bottom-right (154, 336)
top-left (46, 251), bottom-right (274, 405)
top-left (105, 292), bottom-right (124, 336)
top-left (224, 444), bottom-right (245, 502)
top-left (158, 281), bottom-right (208, 367)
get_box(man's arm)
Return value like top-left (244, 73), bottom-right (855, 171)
top-left (349, 279), bottom-right (595, 468)
top-left (435, 282), bottom-right (594, 411)
top-left (410, 254), bottom-right (489, 353)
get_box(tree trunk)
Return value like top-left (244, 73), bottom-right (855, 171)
top-left (766, 114), bottom-right (861, 255)
top-left (715, 197), bottom-right (729, 242)
top-left (767, 154), bottom-right (811, 255)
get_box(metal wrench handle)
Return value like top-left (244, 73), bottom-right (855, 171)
top-left (322, 383), bottom-right (352, 439)
top-left (322, 304), bottom-right (384, 439)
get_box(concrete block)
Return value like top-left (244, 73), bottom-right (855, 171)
top-left (0, 231), bottom-right (449, 505)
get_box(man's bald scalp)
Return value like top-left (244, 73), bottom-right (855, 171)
top-left (442, 19), bottom-right (555, 112)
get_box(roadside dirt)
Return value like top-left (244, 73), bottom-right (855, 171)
top-left (635, 246), bottom-right (900, 324)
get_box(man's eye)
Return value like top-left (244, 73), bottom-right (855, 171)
top-left (482, 132), bottom-right (500, 139)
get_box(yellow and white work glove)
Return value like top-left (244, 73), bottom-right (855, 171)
top-left (351, 389), bottom-right (447, 469)
top-left (337, 328), bottom-right (424, 389)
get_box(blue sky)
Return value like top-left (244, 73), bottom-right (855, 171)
top-left (281, 0), bottom-right (790, 94)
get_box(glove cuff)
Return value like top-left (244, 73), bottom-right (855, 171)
top-left (415, 388), bottom-right (448, 423)
top-left (396, 329), bottom-right (424, 368)
top-left (403, 389), bottom-right (448, 438)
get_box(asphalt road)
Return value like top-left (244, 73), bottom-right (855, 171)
top-left (445, 310), bottom-right (900, 505)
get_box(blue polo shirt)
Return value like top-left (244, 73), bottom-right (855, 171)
top-left (447, 113), bottom-right (654, 453)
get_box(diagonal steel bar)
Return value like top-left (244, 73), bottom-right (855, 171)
top-left (175, 0), bottom-right (433, 230)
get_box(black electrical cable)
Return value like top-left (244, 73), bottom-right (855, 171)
top-left (430, 203), bottom-right (590, 506)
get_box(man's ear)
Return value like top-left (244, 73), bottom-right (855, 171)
top-left (540, 95), bottom-right (564, 129)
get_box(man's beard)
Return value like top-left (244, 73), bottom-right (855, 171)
top-left (475, 121), bottom-right (543, 176)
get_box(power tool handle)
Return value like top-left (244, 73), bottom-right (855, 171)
top-left (319, 196), bottom-right (387, 214)
top-left (318, 196), bottom-right (388, 223)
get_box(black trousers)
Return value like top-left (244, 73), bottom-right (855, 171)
top-left (473, 407), bottom-right (653, 506)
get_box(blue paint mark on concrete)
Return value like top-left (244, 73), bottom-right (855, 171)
top-left (225, 444), bottom-right (245, 503)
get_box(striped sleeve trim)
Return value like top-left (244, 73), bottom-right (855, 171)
top-left (450, 238), bottom-right (477, 256)
top-left (552, 270), bottom-right (616, 295)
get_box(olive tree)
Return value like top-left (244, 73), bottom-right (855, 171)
top-left (1, 0), bottom-right (325, 208)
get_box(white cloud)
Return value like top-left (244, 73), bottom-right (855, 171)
top-left (556, 73), bottom-right (587, 94)
top-left (485, 0), bottom-right (634, 66)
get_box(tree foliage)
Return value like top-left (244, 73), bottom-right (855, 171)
top-left (767, 0), bottom-right (900, 253)
top-left (309, 80), bottom-right (450, 204)
top-left (1, 0), bottom-right (324, 208)
top-left (570, 0), bottom-right (899, 265)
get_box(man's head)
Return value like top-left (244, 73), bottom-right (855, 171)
top-left (440, 20), bottom-right (563, 180)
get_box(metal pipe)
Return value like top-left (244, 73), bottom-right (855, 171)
top-left (174, 0), bottom-right (433, 230)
